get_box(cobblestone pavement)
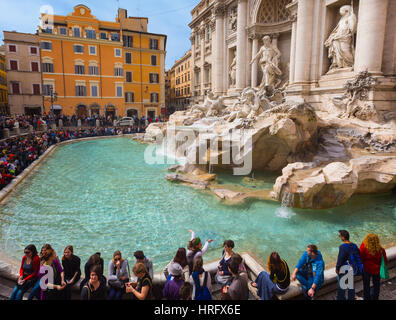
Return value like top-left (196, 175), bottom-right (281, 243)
top-left (355, 275), bottom-right (396, 300)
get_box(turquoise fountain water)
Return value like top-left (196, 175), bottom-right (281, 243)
top-left (0, 137), bottom-right (395, 274)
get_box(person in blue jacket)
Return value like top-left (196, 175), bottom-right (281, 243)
top-left (291, 244), bottom-right (325, 300)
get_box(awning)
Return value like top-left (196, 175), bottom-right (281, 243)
top-left (52, 105), bottom-right (62, 110)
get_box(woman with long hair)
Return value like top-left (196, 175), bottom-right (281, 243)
top-left (360, 234), bottom-right (388, 300)
top-left (38, 247), bottom-right (66, 300)
top-left (125, 263), bottom-right (153, 300)
top-left (80, 252), bottom-right (105, 291)
top-left (189, 256), bottom-right (212, 300)
top-left (80, 264), bottom-right (107, 300)
top-left (251, 252), bottom-right (290, 300)
top-left (163, 248), bottom-right (189, 281)
top-left (215, 240), bottom-right (235, 286)
top-left (61, 245), bottom-right (81, 300)
top-left (108, 250), bottom-right (130, 300)
top-left (9, 244), bottom-right (40, 300)
top-left (186, 229), bottom-right (213, 274)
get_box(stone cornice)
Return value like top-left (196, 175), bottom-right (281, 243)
top-left (247, 20), bottom-right (292, 36)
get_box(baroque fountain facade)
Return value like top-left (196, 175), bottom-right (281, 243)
top-left (144, 0), bottom-right (396, 210)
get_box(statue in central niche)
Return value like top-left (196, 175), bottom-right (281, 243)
top-left (250, 35), bottom-right (282, 88)
top-left (325, 5), bottom-right (357, 71)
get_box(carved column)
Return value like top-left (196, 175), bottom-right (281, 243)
top-left (213, 4), bottom-right (225, 95)
top-left (293, 0), bottom-right (315, 85)
top-left (189, 32), bottom-right (196, 100)
top-left (354, 0), bottom-right (389, 74)
top-left (289, 11), bottom-right (298, 84)
top-left (200, 24), bottom-right (206, 96)
top-left (236, 0), bottom-right (248, 90)
top-left (250, 33), bottom-right (259, 88)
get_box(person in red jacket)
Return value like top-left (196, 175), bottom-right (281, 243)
top-left (359, 233), bottom-right (388, 300)
top-left (9, 244), bottom-right (40, 300)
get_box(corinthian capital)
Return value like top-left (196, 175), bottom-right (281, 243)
top-left (213, 3), bottom-right (226, 17)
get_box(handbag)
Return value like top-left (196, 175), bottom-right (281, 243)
top-left (380, 250), bottom-right (389, 280)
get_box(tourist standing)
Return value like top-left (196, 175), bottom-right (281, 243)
top-left (215, 240), bottom-right (235, 286)
top-left (61, 245), bottom-right (81, 300)
top-left (108, 250), bottom-right (130, 300)
top-left (336, 230), bottom-right (363, 300)
top-left (179, 282), bottom-right (193, 300)
top-left (360, 234), bottom-right (388, 300)
top-left (187, 229), bottom-right (213, 274)
top-left (291, 244), bottom-right (325, 300)
top-left (133, 250), bottom-right (153, 280)
top-left (189, 256), bottom-right (212, 300)
top-left (162, 263), bottom-right (185, 300)
top-left (163, 248), bottom-right (189, 282)
top-left (80, 265), bottom-right (107, 300)
top-left (125, 263), bottom-right (153, 300)
top-left (222, 259), bottom-right (249, 300)
top-left (9, 245), bottom-right (40, 300)
top-left (251, 252), bottom-right (290, 300)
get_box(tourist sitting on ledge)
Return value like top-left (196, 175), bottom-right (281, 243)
top-left (80, 265), bottom-right (107, 300)
top-left (163, 247), bottom-right (189, 282)
top-left (134, 250), bottom-right (153, 280)
top-left (9, 244), bottom-right (40, 300)
top-left (291, 244), bottom-right (325, 300)
top-left (162, 262), bottom-right (185, 300)
top-left (80, 252), bottom-right (105, 291)
top-left (187, 229), bottom-right (213, 274)
top-left (222, 259), bottom-right (249, 300)
top-left (108, 250), bottom-right (130, 300)
top-left (215, 240), bottom-right (235, 287)
top-left (125, 263), bottom-right (153, 300)
top-left (251, 252), bottom-right (290, 300)
top-left (62, 245), bottom-right (81, 300)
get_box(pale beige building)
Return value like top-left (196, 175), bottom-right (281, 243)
top-left (171, 50), bottom-right (192, 111)
top-left (189, 0), bottom-right (396, 116)
top-left (3, 31), bottom-right (43, 115)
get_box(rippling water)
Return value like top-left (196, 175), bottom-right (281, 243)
top-left (0, 137), bottom-right (395, 274)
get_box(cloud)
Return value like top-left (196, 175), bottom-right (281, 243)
top-left (0, 0), bottom-right (198, 69)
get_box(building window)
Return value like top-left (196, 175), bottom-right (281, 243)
top-left (42, 63), bottom-right (54, 73)
top-left (74, 45), bottom-right (84, 53)
top-left (123, 35), bottom-right (133, 48)
top-left (32, 84), bottom-right (41, 95)
top-left (116, 86), bottom-right (123, 97)
top-left (75, 85), bottom-right (86, 96)
top-left (206, 26), bottom-right (211, 42)
top-left (91, 85), bottom-right (98, 97)
top-left (86, 29), bottom-right (96, 39)
top-left (11, 82), bottom-right (20, 94)
top-left (89, 66), bottom-right (99, 75)
top-left (125, 52), bottom-right (132, 64)
top-left (89, 46), bottom-right (97, 55)
top-left (150, 92), bottom-right (159, 103)
top-left (114, 67), bottom-right (123, 77)
top-left (114, 48), bottom-right (121, 57)
top-left (195, 33), bottom-right (200, 46)
top-left (43, 84), bottom-right (53, 96)
top-left (75, 65), bottom-right (85, 75)
top-left (100, 32), bottom-right (108, 40)
top-left (10, 60), bottom-right (18, 71)
top-left (205, 68), bottom-right (211, 83)
top-left (43, 27), bottom-right (53, 34)
top-left (41, 42), bottom-right (52, 50)
top-left (125, 92), bottom-right (134, 102)
top-left (149, 73), bottom-right (159, 83)
top-left (126, 71), bottom-right (132, 83)
top-left (73, 27), bottom-right (81, 37)
top-left (59, 27), bottom-right (67, 35)
top-left (151, 55), bottom-right (157, 66)
top-left (30, 47), bottom-right (38, 55)
top-left (31, 62), bottom-right (39, 72)
top-left (8, 45), bottom-right (17, 52)
top-left (111, 33), bottom-right (120, 42)
top-left (150, 39), bottom-right (159, 50)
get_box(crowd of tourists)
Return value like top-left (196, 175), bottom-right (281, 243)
top-left (8, 230), bottom-right (389, 301)
top-left (0, 127), bottom-right (138, 190)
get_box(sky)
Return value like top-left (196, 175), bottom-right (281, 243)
top-left (0, 0), bottom-right (199, 69)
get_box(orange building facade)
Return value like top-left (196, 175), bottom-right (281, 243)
top-left (39, 5), bottom-right (166, 119)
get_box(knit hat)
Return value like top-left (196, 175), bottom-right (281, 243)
top-left (168, 262), bottom-right (183, 277)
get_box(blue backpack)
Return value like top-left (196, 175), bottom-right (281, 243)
top-left (345, 243), bottom-right (364, 276)
top-left (194, 272), bottom-right (212, 300)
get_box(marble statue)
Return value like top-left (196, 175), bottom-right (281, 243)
top-left (229, 8), bottom-right (237, 32)
top-left (188, 91), bottom-right (226, 118)
top-left (229, 54), bottom-right (237, 88)
top-left (250, 35), bottom-right (282, 88)
top-left (325, 5), bottom-right (357, 71)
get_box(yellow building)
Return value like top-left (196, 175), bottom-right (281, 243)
top-left (39, 5), bottom-right (166, 119)
top-left (0, 46), bottom-right (8, 114)
top-left (168, 50), bottom-right (191, 112)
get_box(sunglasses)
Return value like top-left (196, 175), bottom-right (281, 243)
top-left (24, 251), bottom-right (31, 254)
